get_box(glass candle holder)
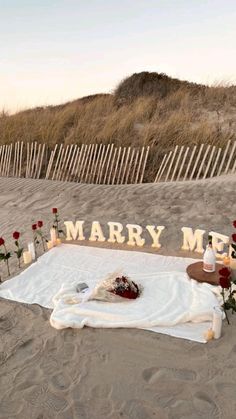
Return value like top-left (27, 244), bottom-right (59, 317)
top-left (23, 250), bottom-right (32, 265)
top-left (212, 306), bottom-right (223, 339)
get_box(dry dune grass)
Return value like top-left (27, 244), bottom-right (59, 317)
top-left (0, 72), bottom-right (235, 177)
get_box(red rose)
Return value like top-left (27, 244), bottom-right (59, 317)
top-left (0, 237), bottom-right (5, 246)
top-left (219, 276), bottom-right (231, 289)
top-left (219, 267), bottom-right (231, 278)
top-left (13, 231), bottom-right (20, 240)
top-left (38, 221), bottom-right (43, 228)
top-left (233, 220), bottom-right (236, 228)
top-left (232, 233), bottom-right (236, 242)
top-left (52, 208), bottom-right (58, 214)
top-left (32, 224), bottom-right (37, 231)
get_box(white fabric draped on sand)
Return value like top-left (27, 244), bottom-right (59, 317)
top-left (0, 244), bottom-right (222, 343)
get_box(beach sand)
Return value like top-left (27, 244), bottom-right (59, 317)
top-left (0, 175), bottom-right (236, 418)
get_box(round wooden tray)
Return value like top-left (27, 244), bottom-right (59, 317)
top-left (186, 262), bottom-right (221, 285)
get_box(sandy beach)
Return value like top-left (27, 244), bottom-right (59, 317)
top-left (2, 1), bottom-right (236, 417)
top-left (0, 175), bottom-right (236, 418)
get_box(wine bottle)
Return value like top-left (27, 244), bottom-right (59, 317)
top-left (203, 238), bottom-right (216, 273)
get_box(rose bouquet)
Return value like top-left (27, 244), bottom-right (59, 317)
top-left (230, 220), bottom-right (236, 276)
top-left (109, 275), bottom-right (140, 299)
top-left (88, 272), bottom-right (141, 303)
top-left (219, 266), bottom-right (236, 324)
top-left (218, 220), bottom-right (236, 324)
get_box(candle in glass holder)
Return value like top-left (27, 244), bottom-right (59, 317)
top-left (56, 238), bottom-right (62, 245)
top-left (212, 306), bottom-right (223, 339)
top-left (223, 256), bottom-right (230, 266)
top-left (230, 255), bottom-right (236, 269)
top-left (230, 258), bottom-right (236, 269)
top-left (203, 328), bottom-right (214, 342)
top-left (50, 228), bottom-right (57, 246)
top-left (229, 246), bottom-right (236, 280)
top-left (28, 242), bottom-right (36, 260)
top-left (47, 240), bottom-right (53, 250)
top-left (23, 251), bottom-right (32, 265)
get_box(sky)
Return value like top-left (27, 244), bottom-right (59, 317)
top-left (1, 0), bottom-right (236, 113)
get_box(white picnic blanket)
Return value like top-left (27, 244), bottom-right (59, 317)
top-left (0, 244), bottom-right (222, 342)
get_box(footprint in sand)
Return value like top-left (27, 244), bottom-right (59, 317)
top-left (24, 303), bottom-right (44, 317)
top-left (63, 342), bottom-right (77, 359)
top-left (0, 351), bottom-right (8, 366)
top-left (50, 372), bottom-right (71, 391)
top-left (167, 399), bottom-right (201, 419)
top-left (216, 382), bottom-right (236, 400)
top-left (57, 341), bottom-right (77, 360)
top-left (0, 314), bottom-right (17, 331)
top-left (13, 365), bottom-right (42, 391)
top-left (122, 399), bottom-right (168, 419)
top-left (142, 366), bottom-right (196, 384)
top-left (193, 391), bottom-right (221, 418)
top-left (15, 336), bottom-right (42, 361)
top-left (25, 382), bottom-right (69, 414)
top-left (73, 398), bottom-right (113, 419)
top-left (2, 336), bottom-right (42, 371)
top-left (90, 384), bottom-right (113, 399)
top-left (0, 400), bottom-right (23, 418)
top-left (73, 400), bottom-right (87, 418)
top-left (40, 357), bottom-right (59, 376)
top-left (54, 406), bottom-right (75, 419)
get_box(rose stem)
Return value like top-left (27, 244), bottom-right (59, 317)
top-left (3, 244), bottom-right (10, 276)
top-left (222, 289), bottom-right (230, 325)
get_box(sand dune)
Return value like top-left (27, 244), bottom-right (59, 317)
top-left (0, 174), bottom-right (235, 255)
top-left (0, 175), bottom-right (236, 418)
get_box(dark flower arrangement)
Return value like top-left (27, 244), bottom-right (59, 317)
top-left (219, 220), bottom-right (236, 324)
top-left (0, 208), bottom-right (63, 279)
top-left (231, 219), bottom-right (236, 259)
top-left (109, 275), bottom-right (140, 299)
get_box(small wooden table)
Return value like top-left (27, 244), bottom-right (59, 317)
top-left (186, 262), bottom-right (221, 285)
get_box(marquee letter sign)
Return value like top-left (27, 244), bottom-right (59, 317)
top-left (107, 222), bottom-right (125, 244)
top-left (181, 227), bottom-right (205, 253)
top-left (64, 220), bottom-right (230, 258)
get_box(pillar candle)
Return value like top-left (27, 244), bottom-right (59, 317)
top-left (23, 251), bottom-right (32, 265)
top-left (50, 228), bottom-right (57, 245)
top-left (47, 240), bottom-right (53, 250)
top-left (203, 328), bottom-right (214, 342)
top-left (229, 246), bottom-right (236, 281)
top-left (223, 256), bottom-right (230, 266)
top-left (28, 242), bottom-right (36, 260)
top-left (230, 258), bottom-right (236, 269)
top-left (229, 248), bottom-right (236, 269)
top-left (212, 306), bottom-right (222, 339)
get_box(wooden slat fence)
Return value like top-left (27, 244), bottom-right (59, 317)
top-left (45, 143), bottom-right (149, 184)
top-left (0, 142), bottom-right (150, 185)
top-left (154, 140), bottom-right (236, 182)
top-left (0, 140), bottom-right (235, 184)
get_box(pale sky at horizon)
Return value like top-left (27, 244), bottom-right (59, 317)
top-left (1, 0), bottom-right (236, 113)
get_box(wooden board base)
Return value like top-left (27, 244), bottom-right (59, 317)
top-left (186, 261), bottom-right (221, 285)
